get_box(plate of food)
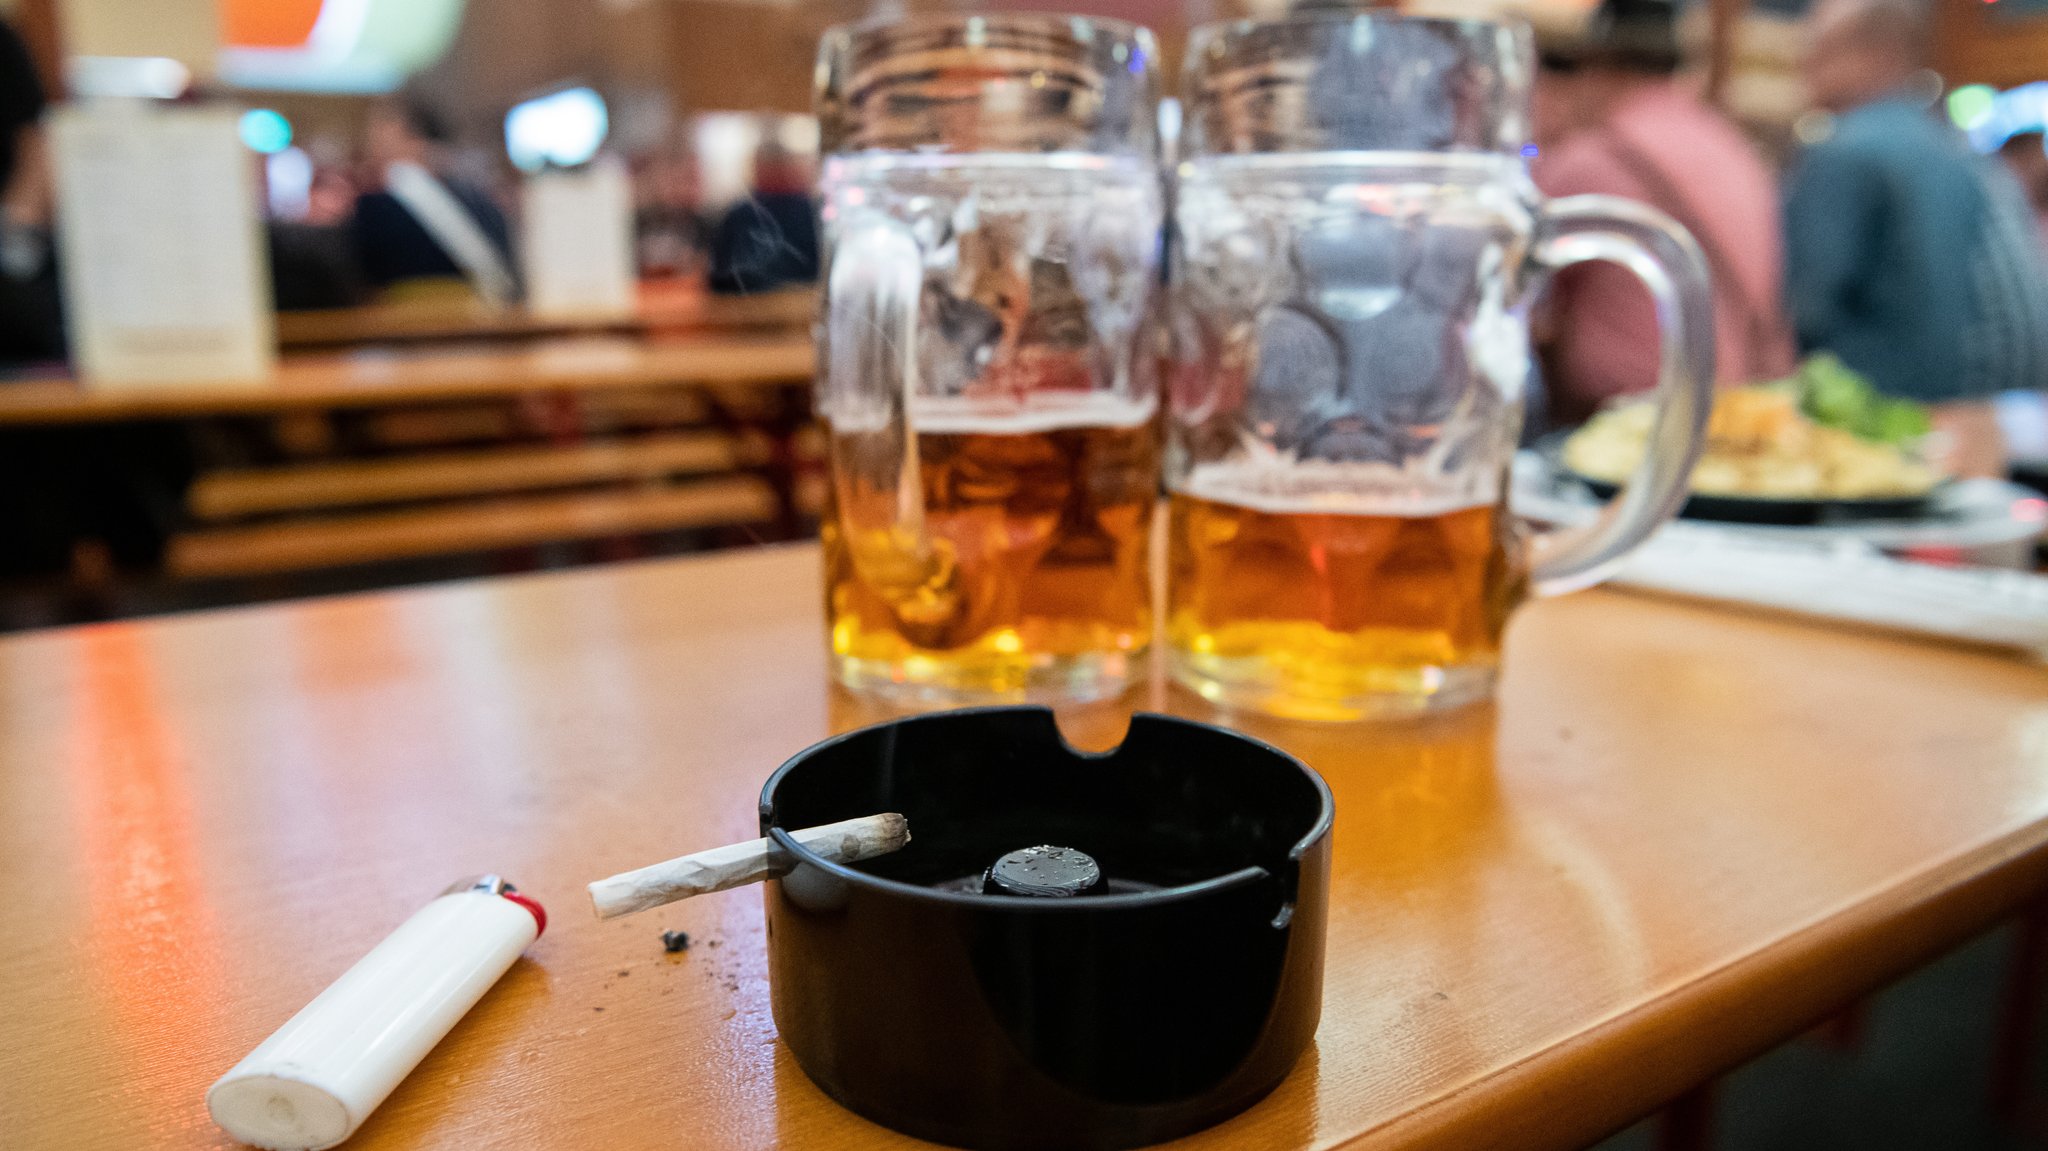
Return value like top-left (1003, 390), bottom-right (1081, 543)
top-left (1558, 356), bottom-right (1945, 525)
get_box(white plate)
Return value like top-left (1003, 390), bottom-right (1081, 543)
top-left (1512, 450), bottom-right (2048, 552)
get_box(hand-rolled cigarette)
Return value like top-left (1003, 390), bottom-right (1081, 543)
top-left (588, 813), bottom-right (910, 920)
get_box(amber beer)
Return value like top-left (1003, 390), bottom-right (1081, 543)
top-left (823, 398), bottom-right (1157, 700)
top-left (1166, 482), bottom-right (1526, 720)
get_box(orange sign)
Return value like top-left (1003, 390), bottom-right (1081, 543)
top-left (221, 0), bottom-right (325, 50)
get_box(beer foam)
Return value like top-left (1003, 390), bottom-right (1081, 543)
top-left (1180, 460), bottom-right (1498, 518)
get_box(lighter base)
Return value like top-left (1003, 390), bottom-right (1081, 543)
top-left (831, 649), bottom-right (1140, 707)
top-left (1169, 651), bottom-right (1497, 722)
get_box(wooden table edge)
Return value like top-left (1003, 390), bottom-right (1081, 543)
top-left (0, 337), bottom-right (816, 425)
top-left (1328, 816), bottom-right (2048, 1151)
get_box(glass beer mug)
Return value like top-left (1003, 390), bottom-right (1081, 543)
top-left (1166, 14), bottom-right (1714, 720)
top-left (815, 14), bottom-right (1163, 703)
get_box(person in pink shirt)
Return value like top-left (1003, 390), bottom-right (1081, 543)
top-left (1531, 0), bottom-right (1795, 425)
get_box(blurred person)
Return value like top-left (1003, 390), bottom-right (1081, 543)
top-left (0, 14), bottom-right (58, 363)
top-left (1787, 0), bottom-right (2048, 475)
top-left (256, 147), bottom-right (367, 312)
top-left (268, 221), bottom-right (367, 312)
top-left (0, 18), bottom-right (192, 581)
top-left (635, 150), bottom-right (712, 279)
top-left (1532, 0), bottom-right (1794, 425)
top-left (708, 141), bottom-right (819, 295)
top-left (1998, 131), bottom-right (2048, 249)
top-left (306, 163), bottom-right (358, 227)
top-left (0, 16), bottom-right (39, 201)
top-left (0, 12), bottom-right (67, 580)
top-left (351, 99), bottom-right (517, 304)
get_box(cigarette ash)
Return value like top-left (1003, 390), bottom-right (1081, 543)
top-left (633, 915), bottom-right (761, 999)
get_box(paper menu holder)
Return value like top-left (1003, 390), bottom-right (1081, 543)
top-left (520, 158), bottom-right (637, 322)
top-left (50, 103), bottom-right (276, 389)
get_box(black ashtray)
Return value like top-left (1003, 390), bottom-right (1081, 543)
top-left (759, 707), bottom-right (1334, 1151)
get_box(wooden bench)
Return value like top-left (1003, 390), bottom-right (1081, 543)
top-left (274, 286), bottom-right (817, 348)
top-left (0, 334), bottom-right (817, 616)
top-left (168, 476), bottom-right (778, 579)
top-left (187, 431), bottom-right (771, 520)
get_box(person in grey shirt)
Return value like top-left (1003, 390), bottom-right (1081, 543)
top-left (1787, 0), bottom-right (2048, 474)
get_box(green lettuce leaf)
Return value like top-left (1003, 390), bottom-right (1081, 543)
top-left (1781, 354), bottom-right (1932, 445)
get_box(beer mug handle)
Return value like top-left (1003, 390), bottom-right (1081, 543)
top-left (1525, 195), bottom-right (1716, 595)
top-left (825, 213), bottom-right (929, 549)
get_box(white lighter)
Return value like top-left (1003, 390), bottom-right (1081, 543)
top-left (207, 875), bottom-right (547, 1151)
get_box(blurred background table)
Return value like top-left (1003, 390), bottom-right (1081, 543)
top-left (0, 333), bottom-right (822, 613)
top-left (2, 544), bottom-right (2044, 1150)
top-left (0, 333), bottom-right (812, 423)
top-left (273, 286), bottom-right (816, 350)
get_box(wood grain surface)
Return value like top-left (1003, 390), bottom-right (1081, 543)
top-left (164, 478), bottom-right (780, 579)
top-left (274, 300), bottom-right (645, 349)
top-left (273, 287), bottom-right (817, 349)
top-left (185, 431), bottom-right (773, 521)
top-left (1, 545), bottom-right (2045, 1150)
top-left (0, 335), bottom-right (813, 424)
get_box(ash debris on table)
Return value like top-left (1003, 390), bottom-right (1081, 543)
top-left (643, 923), bottom-right (753, 996)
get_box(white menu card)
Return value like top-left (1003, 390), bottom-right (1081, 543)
top-left (521, 158), bottom-right (636, 321)
top-left (50, 103), bottom-right (275, 388)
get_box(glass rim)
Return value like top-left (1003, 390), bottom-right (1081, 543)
top-left (1187, 10), bottom-right (1530, 58)
top-left (826, 10), bottom-right (1155, 51)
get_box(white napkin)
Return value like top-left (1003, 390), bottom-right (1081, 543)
top-left (1611, 527), bottom-right (2048, 660)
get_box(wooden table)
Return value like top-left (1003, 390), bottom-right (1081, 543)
top-left (3, 545), bottom-right (2046, 1150)
top-left (0, 334), bottom-right (814, 425)
top-left (273, 287), bottom-right (816, 350)
top-left (275, 300), bottom-right (644, 348)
